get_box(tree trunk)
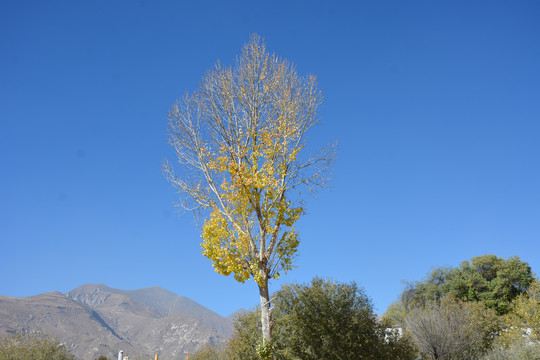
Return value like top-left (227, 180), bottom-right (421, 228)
top-left (259, 281), bottom-right (272, 345)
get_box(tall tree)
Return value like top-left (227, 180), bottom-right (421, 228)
top-left (164, 35), bottom-right (335, 350)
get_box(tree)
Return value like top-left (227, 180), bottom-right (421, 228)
top-left (386, 255), bottom-right (536, 359)
top-left (381, 299), bottom-right (407, 326)
top-left (447, 255), bottom-right (534, 314)
top-left (0, 332), bottom-right (75, 360)
top-left (273, 278), bottom-right (386, 360)
top-left (400, 255), bottom-right (534, 315)
top-left (225, 278), bottom-right (416, 360)
top-left (404, 297), bottom-right (488, 360)
top-left (226, 310), bottom-right (261, 360)
top-left (164, 34), bottom-right (336, 350)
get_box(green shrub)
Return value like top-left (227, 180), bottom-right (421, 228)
top-left (189, 344), bottom-right (224, 360)
top-left (0, 332), bottom-right (74, 360)
top-left (226, 278), bottom-right (417, 360)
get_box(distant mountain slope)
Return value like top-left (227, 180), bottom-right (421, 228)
top-left (0, 285), bottom-right (234, 360)
top-left (0, 292), bottom-right (137, 359)
top-left (67, 284), bottom-right (233, 358)
top-left (226, 308), bottom-right (249, 322)
top-left (68, 284), bottom-right (232, 335)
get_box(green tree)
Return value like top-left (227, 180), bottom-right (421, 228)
top-left (400, 255), bottom-right (534, 315)
top-left (273, 278), bottom-right (383, 360)
top-left (225, 310), bottom-right (261, 360)
top-left (386, 255), bottom-right (535, 359)
top-left (381, 299), bottom-right (407, 326)
top-left (447, 255), bottom-right (534, 314)
top-left (226, 278), bottom-right (416, 360)
top-left (0, 332), bottom-right (75, 360)
top-left (164, 34), bottom-right (336, 349)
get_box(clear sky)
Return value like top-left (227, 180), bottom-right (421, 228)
top-left (1, 0), bottom-right (539, 317)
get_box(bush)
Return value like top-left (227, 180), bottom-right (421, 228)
top-left (225, 310), bottom-right (260, 360)
top-left (480, 341), bottom-right (540, 360)
top-left (0, 332), bottom-right (75, 360)
top-left (189, 344), bottom-right (224, 360)
top-left (405, 298), bottom-right (483, 360)
top-left (226, 278), bottom-right (416, 360)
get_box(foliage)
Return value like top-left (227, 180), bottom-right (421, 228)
top-left (498, 279), bottom-right (540, 345)
top-left (273, 278), bottom-right (383, 359)
top-left (385, 255), bottom-right (538, 359)
top-left (401, 255), bottom-right (534, 315)
top-left (164, 34), bottom-right (336, 345)
top-left (0, 332), bottom-right (75, 360)
top-left (381, 299), bottom-right (407, 326)
top-left (479, 341), bottom-right (540, 360)
top-left (255, 341), bottom-right (273, 360)
top-left (164, 33), bottom-right (334, 285)
top-left (226, 310), bottom-right (261, 360)
top-left (404, 297), bottom-right (490, 360)
top-left (464, 300), bottom-right (502, 352)
top-left (380, 326), bottom-right (418, 360)
top-left (226, 278), bottom-right (416, 360)
top-left (189, 344), bottom-right (224, 360)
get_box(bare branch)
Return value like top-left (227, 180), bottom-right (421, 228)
top-left (164, 35), bottom-right (336, 345)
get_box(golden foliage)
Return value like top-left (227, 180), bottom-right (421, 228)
top-left (164, 35), bottom-right (335, 288)
top-left (498, 279), bottom-right (540, 345)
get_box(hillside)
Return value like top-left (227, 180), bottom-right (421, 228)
top-left (0, 285), bottom-right (234, 359)
top-left (0, 291), bottom-right (136, 359)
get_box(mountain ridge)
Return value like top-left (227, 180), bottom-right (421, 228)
top-left (0, 284), bottom-right (236, 359)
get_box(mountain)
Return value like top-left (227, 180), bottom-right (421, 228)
top-left (0, 291), bottom-right (136, 359)
top-left (225, 308), bottom-right (249, 322)
top-left (0, 285), bottom-right (234, 360)
top-left (67, 284), bottom-right (232, 336)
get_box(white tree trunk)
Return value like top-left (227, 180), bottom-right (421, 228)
top-left (259, 282), bottom-right (272, 345)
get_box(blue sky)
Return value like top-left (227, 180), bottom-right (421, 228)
top-left (1, 0), bottom-right (539, 317)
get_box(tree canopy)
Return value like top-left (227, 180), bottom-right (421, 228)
top-left (401, 255), bottom-right (534, 314)
top-left (383, 255), bottom-right (538, 360)
top-left (164, 34), bottom-right (335, 348)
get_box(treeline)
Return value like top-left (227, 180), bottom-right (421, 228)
top-left (192, 255), bottom-right (539, 360)
top-left (383, 254), bottom-right (540, 360)
top-left (1, 255), bottom-right (538, 360)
